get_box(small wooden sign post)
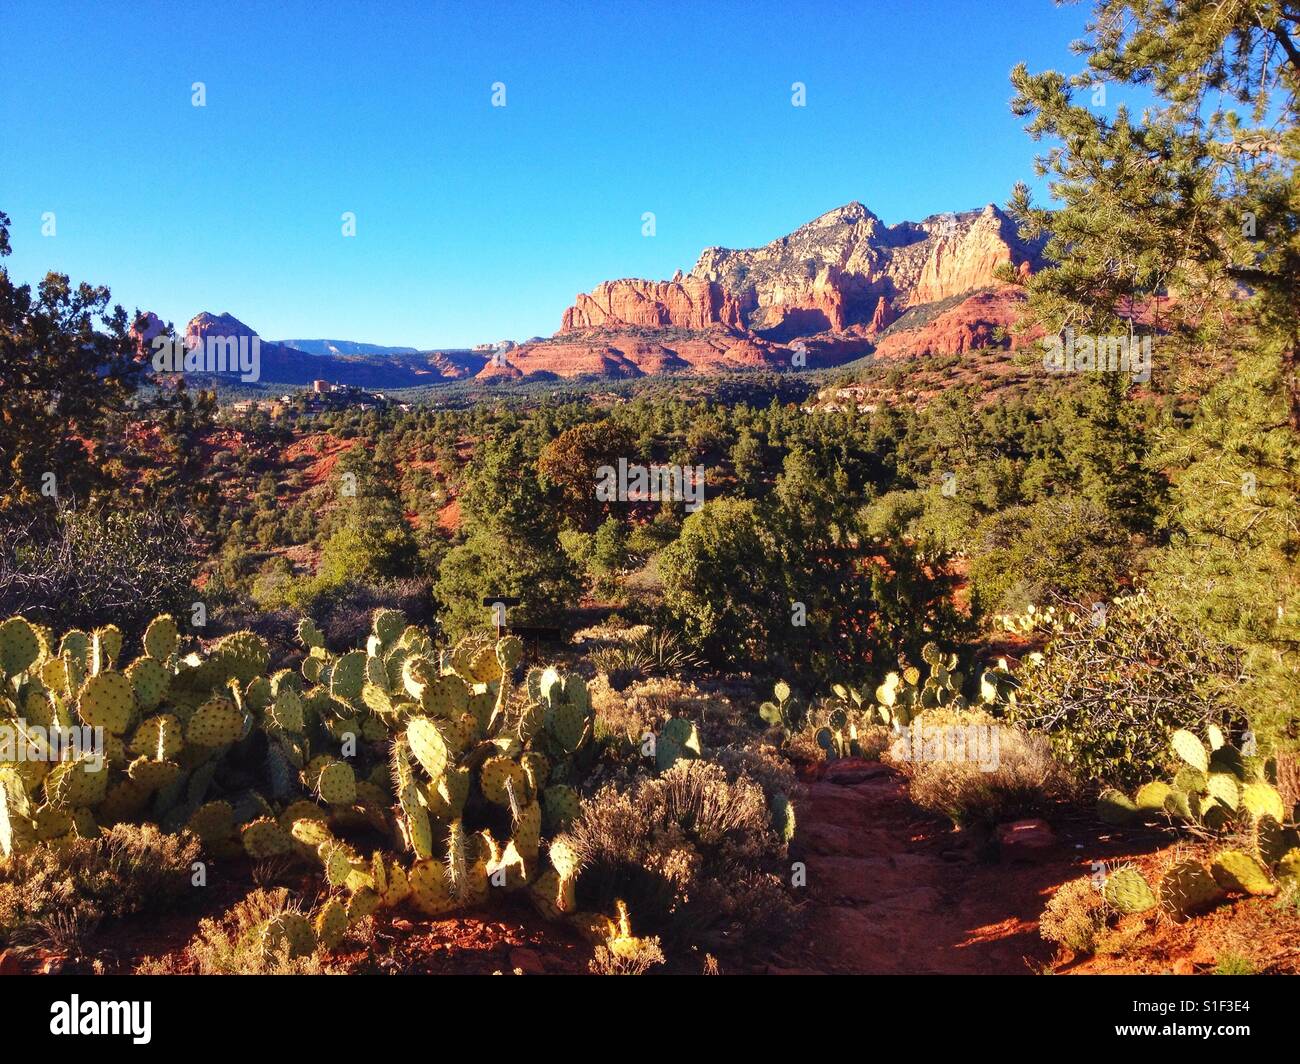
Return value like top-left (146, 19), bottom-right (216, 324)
top-left (479, 596), bottom-right (560, 642)
top-left (482, 596), bottom-right (522, 637)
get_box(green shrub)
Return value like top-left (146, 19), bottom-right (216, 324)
top-left (558, 760), bottom-right (794, 951)
top-left (1009, 591), bottom-right (1245, 789)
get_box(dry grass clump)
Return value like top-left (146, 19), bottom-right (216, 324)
top-left (1040, 876), bottom-right (1107, 954)
top-left (0, 824), bottom-right (200, 955)
top-left (591, 674), bottom-right (755, 750)
top-left (887, 711), bottom-right (1074, 826)
top-left (137, 888), bottom-right (335, 975)
top-left (559, 759), bottom-right (794, 951)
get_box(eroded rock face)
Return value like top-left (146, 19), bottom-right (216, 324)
top-left (871, 287), bottom-right (1039, 360)
top-left (480, 331), bottom-right (788, 379)
top-left (560, 277), bottom-right (744, 332)
top-left (543, 201), bottom-right (1047, 378)
top-left (689, 201), bottom-right (1044, 336)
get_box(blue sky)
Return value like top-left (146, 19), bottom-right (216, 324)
top-left (1, 0), bottom-right (1095, 348)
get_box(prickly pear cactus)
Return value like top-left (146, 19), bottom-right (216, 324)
top-left (1159, 859), bottom-right (1223, 919)
top-left (1101, 866), bottom-right (1156, 914)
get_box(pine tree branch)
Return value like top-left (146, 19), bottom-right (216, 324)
top-left (1272, 25), bottom-right (1300, 71)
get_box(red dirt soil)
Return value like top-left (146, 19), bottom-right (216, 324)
top-left (7, 762), bottom-right (1292, 976)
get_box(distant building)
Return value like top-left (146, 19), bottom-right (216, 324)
top-left (312, 379), bottom-right (330, 394)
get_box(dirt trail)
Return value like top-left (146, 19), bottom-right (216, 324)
top-left (763, 761), bottom-right (1150, 975)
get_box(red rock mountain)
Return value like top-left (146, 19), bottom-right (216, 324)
top-left (491, 201), bottom-right (1046, 379)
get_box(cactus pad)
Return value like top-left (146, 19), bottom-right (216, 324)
top-left (1170, 729), bottom-right (1208, 773)
top-left (126, 657), bottom-right (170, 711)
top-left (409, 858), bottom-right (457, 915)
top-left (78, 672), bottom-right (135, 734)
top-left (542, 785), bottom-right (580, 833)
top-left (1241, 781), bottom-right (1285, 822)
top-left (480, 756), bottom-right (528, 807)
top-left (1210, 849), bottom-right (1276, 896)
top-left (1097, 788), bottom-right (1139, 824)
top-left (45, 757), bottom-right (109, 808)
top-left (242, 817), bottom-right (293, 859)
top-left (127, 756), bottom-right (181, 791)
top-left (143, 614), bottom-right (180, 661)
top-left (186, 800), bottom-right (236, 842)
top-left (317, 761), bottom-right (357, 806)
top-left (188, 698), bottom-right (244, 747)
top-left (0, 617), bottom-right (42, 677)
top-left (330, 650), bottom-right (366, 702)
top-left (1102, 866), bottom-right (1156, 914)
top-left (406, 716), bottom-right (448, 781)
top-left (262, 912), bottom-right (315, 959)
top-left (314, 897), bottom-right (348, 949)
top-left (1134, 781), bottom-right (1172, 811)
top-left (1205, 772), bottom-right (1239, 811)
top-left (421, 673), bottom-right (470, 719)
top-left (1159, 859), bottom-right (1223, 918)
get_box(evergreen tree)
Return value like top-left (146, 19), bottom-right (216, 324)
top-left (435, 433), bottom-right (579, 640)
top-left (1008, 0), bottom-right (1299, 768)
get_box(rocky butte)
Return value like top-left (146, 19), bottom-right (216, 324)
top-left (489, 201), bottom-right (1047, 379)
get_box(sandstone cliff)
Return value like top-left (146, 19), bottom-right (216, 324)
top-left (496, 200), bottom-right (1046, 380)
top-left (560, 277), bottom-right (745, 332)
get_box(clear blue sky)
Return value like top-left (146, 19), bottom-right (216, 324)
top-left (1, 0), bottom-right (1099, 348)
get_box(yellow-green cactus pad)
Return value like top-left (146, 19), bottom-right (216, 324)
top-left (92, 625), bottom-right (123, 672)
top-left (381, 860), bottom-right (411, 908)
top-left (126, 656), bottom-right (170, 711)
top-left (1206, 772), bottom-right (1239, 811)
top-left (143, 614), bottom-right (181, 661)
top-left (44, 757), bottom-right (109, 808)
top-left (1210, 849), bottom-right (1276, 896)
top-left (330, 650), bottom-right (366, 701)
top-left (130, 713), bottom-right (184, 760)
top-left (420, 673), bottom-right (470, 719)
top-left (315, 897), bottom-right (348, 949)
top-left (279, 800), bottom-right (327, 831)
top-left (409, 858), bottom-right (457, 916)
top-left (1159, 859), bottom-right (1223, 918)
top-left (0, 616), bottom-right (43, 677)
top-left (290, 816), bottom-right (334, 848)
top-left (317, 761), bottom-right (357, 805)
top-left (262, 912), bottom-right (315, 959)
top-left (406, 716), bottom-right (447, 781)
top-left (1170, 729), bottom-right (1208, 773)
top-left (321, 842), bottom-right (359, 888)
top-left (1101, 866), bottom-right (1156, 914)
top-left (32, 805), bottom-right (75, 841)
top-left (127, 756), bottom-right (181, 791)
top-left (1134, 781), bottom-right (1171, 811)
top-left (187, 697), bottom-right (244, 747)
top-left (347, 886), bottom-right (380, 924)
top-left (78, 671), bottom-right (135, 734)
top-left (1241, 781), bottom-right (1285, 822)
top-left (480, 756), bottom-right (527, 807)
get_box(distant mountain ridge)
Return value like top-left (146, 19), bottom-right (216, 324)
top-left (276, 339), bottom-right (422, 357)
top-left (134, 311), bottom-right (490, 388)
